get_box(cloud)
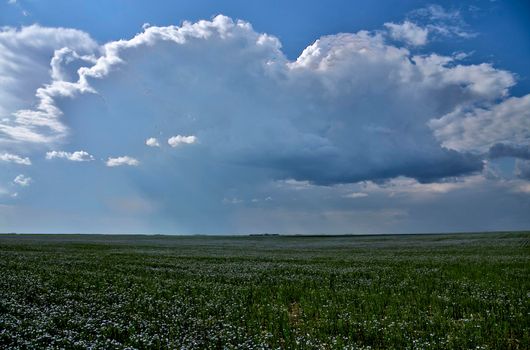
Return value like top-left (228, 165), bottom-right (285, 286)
top-left (13, 174), bottom-right (31, 186)
top-left (168, 135), bottom-right (197, 147)
top-left (1, 15), bottom-right (519, 186)
top-left (343, 192), bottom-right (368, 199)
top-left (0, 12), bottom-right (527, 234)
top-left (106, 156), bottom-right (139, 167)
top-left (277, 179), bottom-right (313, 190)
top-left (0, 25), bottom-right (97, 143)
top-left (416, 4), bottom-right (460, 21)
top-left (360, 175), bottom-right (485, 197)
top-left (513, 182), bottom-right (530, 194)
top-left (488, 143), bottom-right (530, 160)
top-left (430, 94), bottom-right (530, 154)
top-left (0, 152), bottom-right (31, 165)
top-left (384, 21), bottom-right (429, 46)
top-left (515, 160), bottom-right (530, 180)
top-left (45, 150), bottom-right (94, 161)
top-left (410, 5), bottom-right (476, 39)
top-left (250, 196), bottom-right (273, 203)
top-left (222, 197), bottom-right (243, 204)
top-left (145, 137), bottom-right (160, 147)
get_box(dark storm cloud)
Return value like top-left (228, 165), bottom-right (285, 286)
top-left (489, 143), bottom-right (530, 160)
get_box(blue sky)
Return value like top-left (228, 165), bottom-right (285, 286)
top-left (0, 0), bottom-right (529, 234)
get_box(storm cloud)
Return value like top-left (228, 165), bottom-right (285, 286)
top-left (0, 14), bottom-right (529, 233)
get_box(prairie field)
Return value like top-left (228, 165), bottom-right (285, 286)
top-left (0, 232), bottom-right (528, 349)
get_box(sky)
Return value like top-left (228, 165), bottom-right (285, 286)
top-left (0, 0), bottom-right (529, 234)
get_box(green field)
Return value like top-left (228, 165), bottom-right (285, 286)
top-left (0, 233), bottom-right (528, 349)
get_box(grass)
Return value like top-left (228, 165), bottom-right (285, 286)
top-left (0, 232), bottom-right (528, 349)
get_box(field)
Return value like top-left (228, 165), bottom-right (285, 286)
top-left (0, 233), bottom-right (528, 349)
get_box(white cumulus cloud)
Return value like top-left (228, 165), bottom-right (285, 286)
top-left (168, 135), bottom-right (197, 147)
top-left (145, 137), bottom-right (160, 147)
top-left (0, 25), bottom-right (97, 143)
top-left (0, 152), bottom-right (31, 165)
top-left (430, 94), bottom-right (530, 154)
top-left (0, 14), bottom-right (525, 188)
top-left (106, 156), bottom-right (140, 167)
top-left (45, 150), bottom-right (94, 161)
top-left (13, 174), bottom-right (31, 186)
top-left (384, 21), bottom-right (429, 46)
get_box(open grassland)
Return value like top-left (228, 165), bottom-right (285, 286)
top-left (0, 232), bottom-right (528, 349)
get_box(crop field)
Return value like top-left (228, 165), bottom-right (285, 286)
top-left (0, 232), bottom-right (528, 349)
